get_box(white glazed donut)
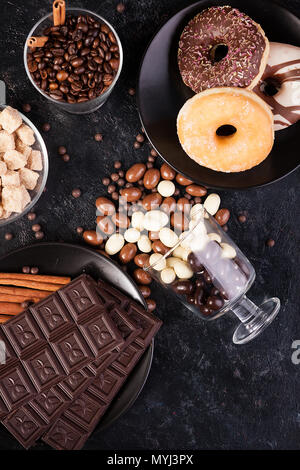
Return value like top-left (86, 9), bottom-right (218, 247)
top-left (254, 42), bottom-right (300, 131)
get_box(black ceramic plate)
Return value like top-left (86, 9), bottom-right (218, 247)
top-left (0, 243), bottom-right (153, 434)
top-left (138, 0), bottom-right (300, 189)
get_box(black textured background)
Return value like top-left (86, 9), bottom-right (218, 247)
top-left (0, 0), bottom-right (299, 451)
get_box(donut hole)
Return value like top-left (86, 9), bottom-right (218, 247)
top-left (216, 125), bottom-right (237, 137)
top-left (260, 77), bottom-right (281, 96)
top-left (210, 44), bottom-right (228, 63)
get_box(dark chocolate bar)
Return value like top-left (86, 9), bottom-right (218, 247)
top-left (42, 292), bottom-right (163, 450)
top-left (42, 341), bottom-right (146, 450)
top-left (0, 275), bottom-right (124, 418)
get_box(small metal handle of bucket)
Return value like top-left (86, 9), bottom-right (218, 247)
top-left (0, 81), bottom-right (6, 105)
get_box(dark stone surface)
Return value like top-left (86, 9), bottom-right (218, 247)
top-left (0, 0), bottom-right (299, 450)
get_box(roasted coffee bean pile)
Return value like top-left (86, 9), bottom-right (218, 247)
top-left (81, 151), bottom-right (232, 315)
top-left (27, 14), bottom-right (120, 103)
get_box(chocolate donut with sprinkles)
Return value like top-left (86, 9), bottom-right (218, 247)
top-left (178, 5), bottom-right (269, 93)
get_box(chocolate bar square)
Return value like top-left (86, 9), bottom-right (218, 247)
top-left (30, 294), bottom-right (73, 340)
top-left (78, 311), bottom-right (124, 356)
top-left (87, 366), bottom-right (125, 403)
top-left (2, 309), bottom-right (46, 358)
top-left (3, 406), bottom-right (46, 449)
top-left (58, 276), bottom-right (101, 322)
top-left (28, 387), bottom-right (70, 425)
top-left (50, 329), bottom-right (93, 374)
top-left (64, 391), bottom-right (107, 431)
top-left (42, 416), bottom-right (89, 450)
top-left (22, 345), bottom-right (65, 393)
top-left (0, 365), bottom-right (36, 410)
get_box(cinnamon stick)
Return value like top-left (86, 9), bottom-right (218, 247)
top-left (0, 303), bottom-right (23, 315)
top-left (0, 273), bottom-right (71, 285)
top-left (53, 0), bottom-right (66, 26)
top-left (0, 294), bottom-right (42, 303)
top-left (0, 280), bottom-right (64, 291)
top-left (27, 36), bottom-right (48, 48)
top-left (0, 315), bottom-right (13, 324)
top-left (0, 286), bottom-right (51, 298)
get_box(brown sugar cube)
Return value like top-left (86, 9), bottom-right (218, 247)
top-left (16, 138), bottom-right (31, 158)
top-left (20, 184), bottom-right (31, 208)
top-left (27, 150), bottom-right (42, 171)
top-left (0, 106), bottom-right (22, 134)
top-left (19, 167), bottom-right (39, 190)
top-left (4, 149), bottom-right (27, 169)
top-left (16, 124), bottom-right (35, 146)
top-left (2, 185), bottom-right (25, 213)
top-left (3, 149), bottom-right (27, 170)
top-left (1, 170), bottom-right (20, 187)
top-left (0, 161), bottom-right (7, 176)
top-left (0, 130), bottom-right (15, 152)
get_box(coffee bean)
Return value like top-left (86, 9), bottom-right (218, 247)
top-left (111, 172), bottom-right (119, 182)
top-left (102, 177), bottom-right (110, 185)
top-left (4, 232), bottom-right (13, 241)
top-left (30, 267), bottom-right (39, 275)
top-left (112, 191), bottom-right (119, 200)
top-left (146, 298), bottom-right (156, 312)
top-left (42, 123), bottom-right (51, 132)
top-left (266, 238), bottom-right (275, 247)
top-left (114, 161), bottom-right (122, 169)
top-left (128, 87), bottom-right (135, 95)
top-left (35, 231), bottom-right (44, 240)
top-left (21, 301), bottom-right (30, 309)
top-left (62, 153), bottom-right (70, 162)
top-left (22, 266), bottom-right (30, 274)
top-left (117, 178), bottom-right (125, 187)
top-left (72, 188), bottom-right (81, 198)
top-left (136, 133), bottom-right (145, 143)
top-left (27, 212), bottom-right (36, 221)
top-left (107, 184), bottom-right (116, 194)
top-left (58, 146), bottom-right (67, 155)
top-left (116, 3), bottom-right (125, 13)
top-left (76, 226), bottom-right (83, 234)
top-left (22, 103), bottom-right (31, 112)
top-left (150, 149), bottom-right (158, 157)
top-left (27, 14), bottom-right (120, 103)
top-left (134, 141), bottom-right (141, 149)
top-left (32, 224), bottom-right (41, 232)
top-left (146, 162), bottom-right (153, 169)
top-left (238, 214), bottom-right (247, 223)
